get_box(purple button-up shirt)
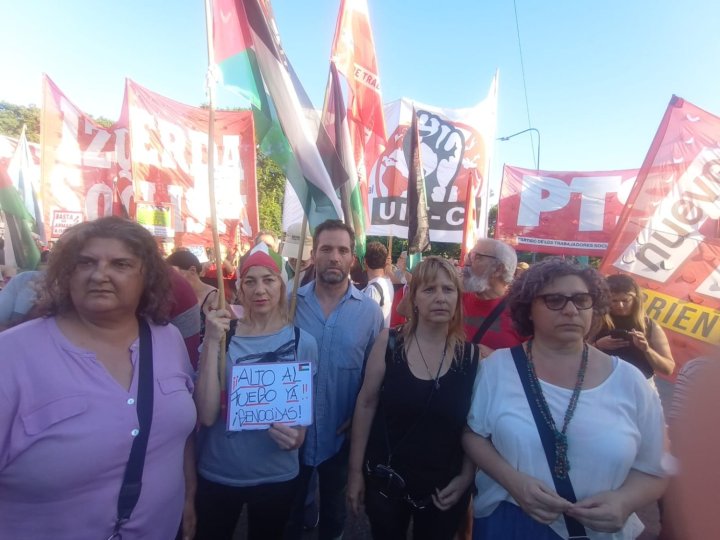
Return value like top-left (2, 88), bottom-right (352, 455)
top-left (0, 317), bottom-right (196, 540)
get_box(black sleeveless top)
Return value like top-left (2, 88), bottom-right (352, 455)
top-left (597, 315), bottom-right (655, 378)
top-left (365, 330), bottom-right (479, 498)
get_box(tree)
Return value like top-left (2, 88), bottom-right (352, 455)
top-left (0, 101), bottom-right (112, 142)
top-left (256, 152), bottom-right (285, 234)
top-left (0, 102), bottom-right (40, 142)
top-left (487, 204), bottom-right (498, 238)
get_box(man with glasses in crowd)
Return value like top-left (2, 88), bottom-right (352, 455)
top-left (462, 238), bottom-right (524, 357)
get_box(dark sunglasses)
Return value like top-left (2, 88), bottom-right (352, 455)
top-left (536, 293), bottom-right (595, 311)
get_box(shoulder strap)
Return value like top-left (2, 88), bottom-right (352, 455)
top-left (471, 298), bottom-right (507, 344)
top-left (294, 325), bottom-right (301, 350)
top-left (113, 318), bottom-right (155, 537)
top-left (370, 281), bottom-right (385, 307)
top-left (200, 289), bottom-right (218, 311)
top-left (225, 318), bottom-right (239, 352)
top-left (385, 328), bottom-right (398, 365)
top-left (509, 345), bottom-right (588, 539)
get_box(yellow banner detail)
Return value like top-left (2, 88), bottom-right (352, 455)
top-left (642, 288), bottom-right (720, 345)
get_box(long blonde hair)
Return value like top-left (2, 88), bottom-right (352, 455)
top-left (403, 256), bottom-right (465, 362)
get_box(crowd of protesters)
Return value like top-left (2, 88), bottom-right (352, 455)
top-left (0, 216), bottom-right (715, 539)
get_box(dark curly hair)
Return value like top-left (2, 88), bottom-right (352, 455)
top-left (507, 258), bottom-right (610, 337)
top-left (37, 217), bottom-right (172, 324)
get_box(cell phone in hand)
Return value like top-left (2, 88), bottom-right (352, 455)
top-left (610, 329), bottom-right (630, 339)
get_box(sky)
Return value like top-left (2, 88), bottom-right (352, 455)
top-left (2, 0), bottom-right (719, 200)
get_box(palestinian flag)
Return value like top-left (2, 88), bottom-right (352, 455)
top-left (319, 62), bottom-right (367, 261)
top-left (0, 165), bottom-right (40, 271)
top-left (211, 0), bottom-right (344, 228)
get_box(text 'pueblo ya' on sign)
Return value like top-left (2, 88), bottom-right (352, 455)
top-left (227, 362), bottom-right (313, 431)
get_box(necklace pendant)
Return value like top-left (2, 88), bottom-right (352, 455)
top-left (434, 379), bottom-right (440, 390)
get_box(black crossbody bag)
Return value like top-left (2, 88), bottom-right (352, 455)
top-left (106, 318), bottom-right (154, 540)
top-left (510, 345), bottom-right (589, 540)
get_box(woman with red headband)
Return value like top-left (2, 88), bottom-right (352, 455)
top-left (193, 244), bottom-right (318, 540)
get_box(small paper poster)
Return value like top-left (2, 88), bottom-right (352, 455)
top-left (227, 361), bottom-right (313, 431)
top-left (51, 210), bottom-right (83, 238)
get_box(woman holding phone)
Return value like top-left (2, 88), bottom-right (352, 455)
top-left (591, 274), bottom-right (674, 379)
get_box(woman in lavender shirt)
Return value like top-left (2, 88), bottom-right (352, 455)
top-left (0, 217), bottom-right (197, 540)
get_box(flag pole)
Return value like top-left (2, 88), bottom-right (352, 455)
top-left (289, 212), bottom-right (309, 320)
top-left (40, 76), bottom-right (49, 243)
top-left (204, 0), bottom-right (227, 386)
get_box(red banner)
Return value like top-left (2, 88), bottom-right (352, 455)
top-left (126, 79), bottom-right (257, 247)
top-left (40, 75), bottom-right (258, 247)
top-left (41, 75), bottom-right (132, 239)
top-left (600, 96), bottom-right (720, 368)
top-left (496, 165), bottom-right (638, 255)
top-left (331, 0), bottom-right (387, 216)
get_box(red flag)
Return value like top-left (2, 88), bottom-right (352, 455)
top-left (331, 0), bottom-right (387, 218)
top-left (600, 96), bottom-right (720, 370)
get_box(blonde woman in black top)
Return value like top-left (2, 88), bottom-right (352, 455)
top-left (348, 257), bottom-right (478, 540)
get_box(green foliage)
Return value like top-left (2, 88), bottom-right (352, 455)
top-left (487, 204), bottom-right (498, 238)
top-left (0, 101), bottom-right (113, 142)
top-left (367, 236), bottom-right (462, 263)
top-left (256, 152), bottom-right (284, 235)
top-left (94, 116), bottom-right (114, 128)
top-left (0, 102), bottom-right (40, 142)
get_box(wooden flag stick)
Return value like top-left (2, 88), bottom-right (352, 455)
top-left (289, 213), bottom-right (309, 320)
top-left (204, 0), bottom-right (227, 389)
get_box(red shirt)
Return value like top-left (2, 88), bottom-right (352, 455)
top-left (462, 293), bottom-right (524, 350)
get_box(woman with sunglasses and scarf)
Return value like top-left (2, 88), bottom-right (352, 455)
top-left (463, 259), bottom-right (667, 539)
top-left (348, 257), bottom-right (479, 540)
top-left (193, 245), bottom-right (317, 540)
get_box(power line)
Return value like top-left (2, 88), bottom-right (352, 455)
top-left (512, 0), bottom-right (537, 170)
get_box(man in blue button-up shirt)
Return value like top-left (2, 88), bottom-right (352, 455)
top-left (288, 220), bottom-right (383, 540)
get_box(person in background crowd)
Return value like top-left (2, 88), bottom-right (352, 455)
top-left (203, 243), bottom-right (238, 304)
top-left (0, 217), bottom-right (197, 540)
top-left (166, 250), bottom-right (218, 341)
top-left (167, 268), bottom-right (202, 371)
top-left (348, 257), bottom-right (478, 540)
top-left (193, 244), bottom-right (318, 540)
top-left (463, 258), bottom-right (667, 539)
top-left (287, 219), bottom-right (384, 540)
top-left (203, 244), bottom-right (237, 280)
top-left (387, 250), bottom-right (411, 285)
top-left (0, 249), bottom-right (50, 330)
top-left (462, 238), bottom-right (523, 356)
top-left (514, 261), bottom-right (530, 279)
top-left (591, 274), bottom-right (674, 379)
top-left (255, 229), bottom-right (280, 252)
top-left (281, 222), bottom-right (315, 292)
top-left (363, 241), bottom-right (394, 328)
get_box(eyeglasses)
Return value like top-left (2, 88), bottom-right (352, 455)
top-left (536, 293), bottom-right (595, 311)
top-left (366, 463), bottom-right (431, 510)
top-left (470, 252), bottom-right (498, 263)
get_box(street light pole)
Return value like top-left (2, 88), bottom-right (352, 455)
top-left (498, 127), bottom-right (541, 173)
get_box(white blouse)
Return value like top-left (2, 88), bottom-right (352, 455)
top-left (467, 348), bottom-right (666, 540)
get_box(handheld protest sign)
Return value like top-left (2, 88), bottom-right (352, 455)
top-left (227, 361), bottom-right (313, 431)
